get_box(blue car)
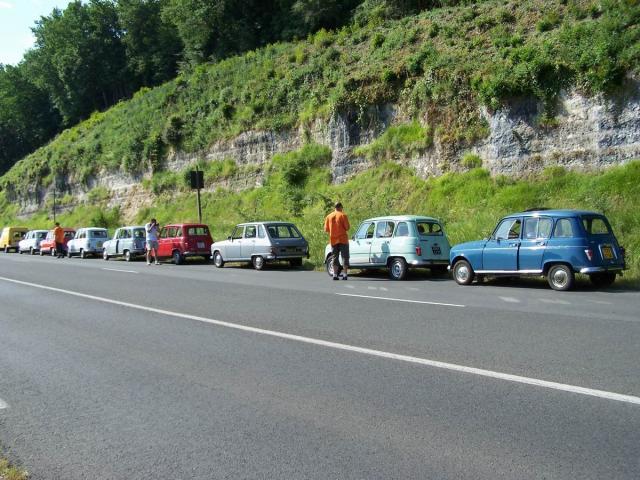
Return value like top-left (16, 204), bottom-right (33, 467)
top-left (449, 210), bottom-right (626, 290)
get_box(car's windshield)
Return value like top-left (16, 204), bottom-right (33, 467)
top-left (266, 224), bottom-right (301, 239)
top-left (581, 216), bottom-right (611, 235)
top-left (37, 232), bottom-right (48, 239)
top-left (89, 230), bottom-right (108, 238)
top-left (493, 218), bottom-right (521, 240)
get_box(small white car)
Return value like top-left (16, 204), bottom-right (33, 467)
top-left (18, 230), bottom-right (49, 255)
top-left (67, 227), bottom-right (109, 258)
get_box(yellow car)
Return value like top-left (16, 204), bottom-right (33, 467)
top-left (0, 227), bottom-right (29, 253)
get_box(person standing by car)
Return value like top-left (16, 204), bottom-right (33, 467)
top-left (145, 218), bottom-right (160, 265)
top-left (324, 202), bottom-right (350, 280)
top-left (53, 222), bottom-right (65, 258)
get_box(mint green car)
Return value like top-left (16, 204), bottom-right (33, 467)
top-left (324, 215), bottom-right (451, 280)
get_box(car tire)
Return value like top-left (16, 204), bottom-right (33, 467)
top-left (547, 264), bottom-right (575, 291)
top-left (103, 249), bottom-right (109, 261)
top-left (67, 249), bottom-right (72, 258)
top-left (52, 248), bottom-right (57, 257)
top-left (252, 255), bottom-right (265, 270)
top-left (289, 258), bottom-right (303, 268)
top-left (40, 248), bottom-right (45, 256)
top-left (124, 250), bottom-right (131, 262)
top-left (79, 249), bottom-right (86, 259)
top-left (173, 250), bottom-right (183, 265)
top-left (389, 257), bottom-right (408, 280)
top-left (213, 251), bottom-right (224, 268)
top-left (30, 248), bottom-right (35, 255)
top-left (589, 272), bottom-right (616, 288)
top-left (453, 259), bottom-right (475, 285)
top-left (18, 249), bottom-right (23, 254)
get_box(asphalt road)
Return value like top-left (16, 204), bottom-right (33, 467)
top-left (0, 253), bottom-right (639, 479)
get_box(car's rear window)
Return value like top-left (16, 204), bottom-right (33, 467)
top-left (89, 230), bottom-right (108, 238)
top-left (133, 228), bottom-right (146, 239)
top-left (187, 226), bottom-right (209, 236)
top-left (416, 221), bottom-right (443, 236)
top-left (64, 231), bottom-right (75, 238)
top-left (266, 224), bottom-right (301, 239)
top-left (582, 216), bottom-right (611, 235)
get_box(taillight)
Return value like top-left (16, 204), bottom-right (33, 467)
top-left (584, 248), bottom-right (594, 261)
top-left (416, 246), bottom-right (422, 256)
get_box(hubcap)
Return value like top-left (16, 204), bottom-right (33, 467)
top-left (392, 263), bottom-right (402, 277)
top-left (255, 257), bottom-right (263, 267)
top-left (456, 264), bottom-right (470, 282)
top-left (552, 269), bottom-right (568, 287)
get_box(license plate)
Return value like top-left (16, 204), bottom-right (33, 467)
top-left (431, 246), bottom-right (441, 255)
top-left (602, 246), bottom-right (614, 260)
top-left (197, 242), bottom-right (205, 249)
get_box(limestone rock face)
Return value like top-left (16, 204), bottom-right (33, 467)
top-left (16, 80), bottom-right (640, 219)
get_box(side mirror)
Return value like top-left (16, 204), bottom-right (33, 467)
top-left (227, 236), bottom-right (232, 241)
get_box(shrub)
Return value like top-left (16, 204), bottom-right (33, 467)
top-left (163, 115), bottom-right (184, 147)
top-left (461, 152), bottom-right (483, 169)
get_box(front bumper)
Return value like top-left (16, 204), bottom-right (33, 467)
top-left (183, 250), bottom-right (210, 258)
top-left (409, 259), bottom-right (450, 267)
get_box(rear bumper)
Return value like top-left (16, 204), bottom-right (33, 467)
top-left (579, 266), bottom-right (625, 274)
top-left (183, 250), bottom-right (210, 258)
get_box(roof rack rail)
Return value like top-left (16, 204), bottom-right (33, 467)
top-left (524, 207), bottom-right (551, 212)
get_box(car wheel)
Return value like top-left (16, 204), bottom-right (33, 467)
top-left (3, 246), bottom-right (7, 253)
top-left (124, 250), bottom-right (131, 262)
top-left (589, 272), bottom-right (616, 288)
top-left (67, 249), bottom-right (72, 258)
top-left (79, 249), bottom-right (86, 259)
top-left (40, 248), bottom-right (45, 256)
top-left (547, 264), bottom-right (575, 291)
top-left (52, 248), bottom-right (57, 257)
top-left (103, 249), bottom-right (109, 261)
top-left (213, 251), bottom-right (224, 268)
top-left (289, 258), bottom-right (303, 268)
top-left (18, 248), bottom-right (23, 254)
top-left (252, 255), bottom-right (265, 270)
top-left (30, 248), bottom-right (36, 255)
top-left (173, 250), bottom-right (183, 265)
top-left (389, 257), bottom-right (408, 280)
top-left (325, 255), bottom-right (343, 277)
top-left (453, 260), bottom-right (475, 285)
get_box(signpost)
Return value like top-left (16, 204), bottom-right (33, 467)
top-left (189, 168), bottom-right (204, 223)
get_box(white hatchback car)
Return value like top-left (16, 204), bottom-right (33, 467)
top-left (18, 230), bottom-right (49, 255)
top-left (67, 227), bottom-right (109, 258)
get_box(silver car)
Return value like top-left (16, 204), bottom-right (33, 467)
top-left (18, 230), bottom-right (49, 255)
top-left (102, 226), bottom-right (146, 262)
top-left (67, 227), bottom-right (109, 258)
top-left (211, 222), bottom-right (309, 270)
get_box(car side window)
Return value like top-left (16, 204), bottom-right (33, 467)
top-left (376, 221), bottom-right (395, 238)
top-left (257, 225), bottom-right (266, 238)
top-left (355, 222), bottom-right (373, 240)
top-left (538, 218), bottom-right (553, 238)
top-left (232, 226), bottom-right (244, 240)
top-left (160, 228), bottom-right (169, 239)
top-left (554, 218), bottom-right (575, 238)
top-left (494, 218), bottom-right (521, 240)
top-left (395, 222), bottom-right (409, 237)
top-left (175, 227), bottom-right (183, 237)
top-left (245, 225), bottom-right (257, 238)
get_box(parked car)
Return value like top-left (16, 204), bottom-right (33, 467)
top-left (211, 221), bottom-right (309, 270)
top-left (18, 230), bottom-right (49, 255)
top-left (449, 209), bottom-right (627, 291)
top-left (67, 227), bottom-right (109, 258)
top-left (157, 223), bottom-right (213, 264)
top-left (40, 228), bottom-right (76, 256)
top-left (102, 226), bottom-right (146, 261)
top-left (324, 215), bottom-right (451, 280)
top-left (0, 227), bottom-right (28, 253)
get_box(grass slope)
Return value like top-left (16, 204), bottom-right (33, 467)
top-left (1, 0), bottom-right (638, 196)
top-left (3, 149), bottom-right (639, 286)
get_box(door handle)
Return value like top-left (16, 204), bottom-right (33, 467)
top-left (536, 241), bottom-right (547, 246)
top-left (365, 241), bottom-right (372, 245)
top-left (509, 243), bottom-right (519, 247)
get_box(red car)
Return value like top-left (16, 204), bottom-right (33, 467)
top-left (40, 228), bottom-right (76, 256)
top-left (157, 223), bottom-right (213, 264)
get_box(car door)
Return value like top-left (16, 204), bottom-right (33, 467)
top-left (241, 225), bottom-right (257, 259)
top-left (158, 227), bottom-right (172, 257)
top-left (350, 222), bottom-right (375, 265)
top-left (482, 217), bottom-right (521, 271)
top-left (518, 216), bottom-right (552, 271)
top-left (226, 226), bottom-right (244, 259)
top-left (370, 221), bottom-right (394, 264)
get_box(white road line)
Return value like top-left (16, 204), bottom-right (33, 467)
top-left (102, 268), bottom-right (138, 274)
top-left (540, 298), bottom-right (571, 305)
top-left (337, 292), bottom-right (465, 308)
top-left (0, 398), bottom-right (8, 410)
top-left (345, 285), bottom-right (355, 289)
top-left (1, 276), bottom-right (639, 406)
top-left (499, 296), bottom-right (521, 303)
top-left (367, 286), bottom-right (377, 290)
top-left (379, 287), bottom-right (388, 291)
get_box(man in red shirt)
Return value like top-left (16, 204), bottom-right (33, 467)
top-left (324, 202), bottom-right (350, 280)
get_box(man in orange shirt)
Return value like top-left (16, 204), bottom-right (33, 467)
top-left (53, 222), bottom-right (65, 258)
top-left (324, 202), bottom-right (350, 280)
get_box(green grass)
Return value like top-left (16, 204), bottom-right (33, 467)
top-left (5, 151), bottom-right (639, 286)
top-left (0, 458), bottom-right (28, 480)
top-left (1, 0), bottom-right (638, 199)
